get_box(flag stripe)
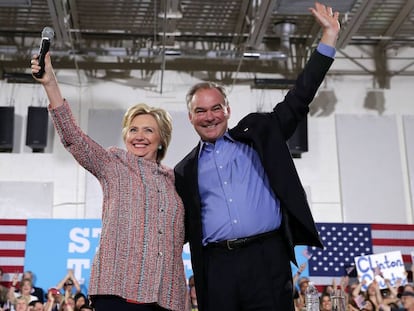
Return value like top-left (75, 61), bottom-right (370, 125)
top-left (2, 273), bottom-right (23, 283)
top-left (1, 266), bottom-right (25, 274)
top-left (0, 234), bottom-right (26, 241)
top-left (0, 241), bottom-right (25, 249)
top-left (0, 219), bottom-right (27, 226)
top-left (371, 230), bottom-right (414, 240)
top-left (0, 257), bottom-right (25, 266)
top-left (371, 223), bottom-right (414, 231)
top-left (373, 245), bottom-right (414, 255)
top-left (0, 226), bottom-right (26, 234)
top-left (0, 219), bottom-right (27, 280)
top-left (0, 249), bottom-right (25, 257)
top-left (372, 238), bottom-right (414, 246)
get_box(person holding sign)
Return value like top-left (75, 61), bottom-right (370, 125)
top-left (30, 53), bottom-right (186, 310)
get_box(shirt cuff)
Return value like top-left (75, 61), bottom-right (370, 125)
top-left (317, 42), bottom-right (336, 59)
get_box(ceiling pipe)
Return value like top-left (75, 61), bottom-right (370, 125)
top-left (273, 22), bottom-right (296, 55)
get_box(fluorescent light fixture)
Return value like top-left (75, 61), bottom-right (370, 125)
top-left (243, 52), bottom-right (261, 58)
top-left (244, 51), bottom-right (288, 60)
top-left (157, 31), bottom-right (182, 36)
top-left (158, 11), bottom-right (183, 19)
top-left (164, 49), bottom-right (181, 56)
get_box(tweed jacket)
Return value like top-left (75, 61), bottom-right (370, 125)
top-left (50, 101), bottom-right (186, 311)
top-left (174, 50), bottom-right (334, 311)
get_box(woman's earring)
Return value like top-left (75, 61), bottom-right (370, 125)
top-left (158, 145), bottom-right (162, 150)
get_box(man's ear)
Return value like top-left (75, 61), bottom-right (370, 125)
top-left (225, 105), bottom-right (231, 119)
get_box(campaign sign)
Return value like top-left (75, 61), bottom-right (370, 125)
top-left (24, 219), bottom-right (194, 295)
top-left (354, 250), bottom-right (407, 291)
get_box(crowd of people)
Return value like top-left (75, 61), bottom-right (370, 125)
top-left (291, 263), bottom-right (414, 311)
top-left (2, 265), bottom-right (414, 311)
top-left (0, 268), bottom-right (93, 311)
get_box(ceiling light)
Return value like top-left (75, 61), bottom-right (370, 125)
top-left (244, 51), bottom-right (287, 60)
top-left (164, 49), bottom-right (181, 56)
top-left (243, 52), bottom-right (260, 58)
top-left (158, 11), bottom-right (183, 19)
top-left (157, 31), bottom-right (182, 37)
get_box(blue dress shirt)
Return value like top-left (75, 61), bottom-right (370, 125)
top-left (198, 43), bottom-right (335, 244)
top-left (198, 133), bottom-right (281, 245)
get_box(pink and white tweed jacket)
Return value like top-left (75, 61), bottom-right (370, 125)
top-left (50, 101), bottom-right (186, 311)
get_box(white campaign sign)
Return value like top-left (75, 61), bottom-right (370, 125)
top-left (354, 250), bottom-right (407, 291)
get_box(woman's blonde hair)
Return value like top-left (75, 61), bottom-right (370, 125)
top-left (122, 103), bottom-right (172, 162)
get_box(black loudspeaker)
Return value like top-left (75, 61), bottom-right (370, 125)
top-left (0, 106), bottom-right (14, 152)
top-left (288, 117), bottom-right (308, 158)
top-left (26, 106), bottom-right (49, 152)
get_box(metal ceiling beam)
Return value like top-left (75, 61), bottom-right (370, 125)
top-left (159, 0), bottom-right (182, 93)
top-left (370, 0), bottom-right (414, 89)
top-left (46, 0), bottom-right (70, 46)
top-left (231, 0), bottom-right (250, 47)
top-left (336, 0), bottom-right (377, 49)
top-left (66, 0), bottom-right (82, 44)
top-left (159, 0), bottom-right (181, 45)
top-left (382, 0), bottom-right (414, 38)
top-left (0, 58), bottom-right (289, 74)
top-left (245, 0), bottom-right (278, 49)
top-left (0, 0), bottom-right (30, 7)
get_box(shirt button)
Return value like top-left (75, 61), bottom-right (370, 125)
top-left (158, 229), bottom-right (163, 234)
top-left (224, 181), bottom-right (227, 185)
top-left (216, 150), bottom-right (219, 154)
top-left (219, 165), bottom-right (223, 169)
top-left (158, 252), bottom-right (163, 257)
top-left (233, 219), bottom-right (238, 224)
top-left (229, 198), bottom-right (233, 202)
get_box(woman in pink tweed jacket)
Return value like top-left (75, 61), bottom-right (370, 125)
top-left (31, 53), bottom-right (186, 311)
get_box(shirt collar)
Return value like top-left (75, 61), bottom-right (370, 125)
top-left (198, 131), bottom-right (233, 158)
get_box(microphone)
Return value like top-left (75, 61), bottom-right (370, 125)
top-left (33, 27), bottom-right (55, 79)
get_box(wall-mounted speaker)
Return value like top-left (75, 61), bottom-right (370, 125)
top-left (26, 106), bottom-right (48, 152)
top-left (0, 107), bottom-right (14, 152)
top-left (288, 117), bottom-right (308, 158)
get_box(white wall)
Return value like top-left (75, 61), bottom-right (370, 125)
top-left (0, 68), bottom-right (413, 223)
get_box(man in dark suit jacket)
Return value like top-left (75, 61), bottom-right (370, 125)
top-left (175, 3), bottom-right (340, 311)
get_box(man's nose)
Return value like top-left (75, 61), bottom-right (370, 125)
top-left (205, 110), bottom-right (214, 120)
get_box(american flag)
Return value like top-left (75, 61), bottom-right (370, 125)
top-left (0, 219), bottom-right (26, 285)
top-left (307, 223), bottom-right (414, 286)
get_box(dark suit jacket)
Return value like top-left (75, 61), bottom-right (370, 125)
top-left (174, 50), bottom-right (334, 311)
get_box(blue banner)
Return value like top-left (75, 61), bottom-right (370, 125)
top-left (24, 219), bottom-right (194, 295)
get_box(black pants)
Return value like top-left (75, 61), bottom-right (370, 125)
top-left (203, 231), bottom-right (294, 311)
top-left (90, 295), bottom-right (170, 311)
